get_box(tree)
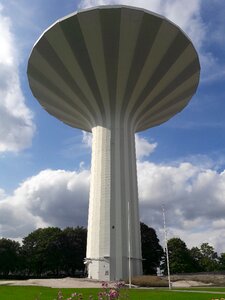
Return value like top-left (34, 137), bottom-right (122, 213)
top-left (61, 227), bottom-right (87, 275)
top-left (189, 243), bottom-right (219, 272)
top-left (22, 227), bottom-right (62, 276)
top-left (22, 226), bottom-right (87, 277)
top-left (189, 246), bottom-right (204, 272)
top-left (219, 253), bottom-right (225, 271)
top-left (0, 238), bottom-right (21, 276)
top-left (199, 243), bottom-right (219, 272)
top-left (140, 223), bottom-right (163, 274)
top-left (165, 237), bottom-right (195, 274)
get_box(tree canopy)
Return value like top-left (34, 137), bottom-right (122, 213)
top-left (10, 226), bottom-right (87, 277)
top-left (0, 238), bottom-right (21, 276)
top-left (165, 237), bottom-right (195, 274)
top-left (189, 243), bottom-right (219, 272)
top-left (0, 224), bottom-right (223, 278)
top-left (164, 238), bottom-right (221, 274)
top-left (140, 222), bottom-right (163, 274)
top-left (0, 223), bottom-right (162, 277)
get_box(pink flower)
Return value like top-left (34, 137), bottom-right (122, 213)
top-left (115, 281), bottom-right (125, 289)
top-left (109, 289), bottom-right (119, 299)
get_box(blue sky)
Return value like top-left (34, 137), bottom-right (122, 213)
top-left (1, 0), bottom-right (225, 252)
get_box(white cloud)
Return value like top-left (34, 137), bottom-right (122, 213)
top-left (0, 158), bottom-right (225, 253)
top-left (135, 135), bottom-right (157, 160)
top-left (0, 169), bottom-right (90, 239)
top-left (82, 131), bottom-right (93, 148)
top-left (138, 161), bottom-right (225, 252)
top-left (0, 5), bottom-right (35, 153)
top-left (16, 169), bottom-right (90, 228)
top-left (138, 161), bottom-right (199, 208)
top-left (0, 194), bottom-right (40, 238)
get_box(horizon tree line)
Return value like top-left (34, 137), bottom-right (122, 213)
top-left (0, 223), bottom-right (224, 277)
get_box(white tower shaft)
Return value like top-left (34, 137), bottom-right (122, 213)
top-left (86, 123), bottom-right (142, 280)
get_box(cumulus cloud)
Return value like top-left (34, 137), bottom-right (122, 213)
top-left (82, 131), bottom-right (92, 148)
top-left (20, 169), bottom-right (90, 227)
top-left (0, 169), bottom-right (90, 239)
top-left (0, 157), bottom-right (225, 253)
top-left (0, 198), bottom-right (38, 238)
top-left (135, 135), bottom-right (157, 160)
top-left (138, 161), bottom-right (225, 252)
top-left (0, 5), bottom-right (35, 153)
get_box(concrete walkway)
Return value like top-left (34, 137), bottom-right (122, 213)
top-left (0, 278), bottom-right (105, 288)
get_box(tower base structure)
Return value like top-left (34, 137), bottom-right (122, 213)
top-left (86, 123), bottom-right (143, 281)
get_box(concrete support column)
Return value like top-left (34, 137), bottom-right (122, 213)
top-left (86, 123), bottom-right (142, 281)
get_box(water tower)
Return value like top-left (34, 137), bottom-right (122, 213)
top-left (27, 6), bottom-right (200, 280)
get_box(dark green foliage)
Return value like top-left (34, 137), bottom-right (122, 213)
top-left (199, 243), bottom-right (219, 271)
top-left (0, 238), bottom-right (21, 275)
top-left (0, 224), bottom-right (223, 278)
top-left (0, 226), bottom-right (87, 277)
top-left (60, 227), bottom-right (87, 275)
top-left (21, 226), bottom-right (87, 276)
top-left (0, 223), bottom-right (162, 277)
top-left (22, 227), bottom-right (62, 276)
top-left (219, 253), bottom-right (225, 270)
top-left (189, 243), bottom-right (219, 272)
top-left (163, 238), bottom-right (220, 274)
top-left (140, 223), bottom-right (163, 274)
top-left (189, 246), bottom-right (204, 271)
top-left (165, 238), bottom-right (196, 274)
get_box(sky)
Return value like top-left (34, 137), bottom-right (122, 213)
top-left (0, 0), bottom-right (225, 253)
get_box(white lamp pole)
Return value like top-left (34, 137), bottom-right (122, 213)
top-left (128, 200), bottom-right (132, 288)
top-left (162, 205), bottom-right (172, 289)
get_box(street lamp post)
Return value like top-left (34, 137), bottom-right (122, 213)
top-left (162, 205), bottom-right (172, 289)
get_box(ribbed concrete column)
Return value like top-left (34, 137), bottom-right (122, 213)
top-left (86, 123), bottom-right (142, 280)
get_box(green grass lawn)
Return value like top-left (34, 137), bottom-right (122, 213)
top-left (0, 286), bottom-right (225, 300)
top-left (175, 287), bottom-right (225, 292)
